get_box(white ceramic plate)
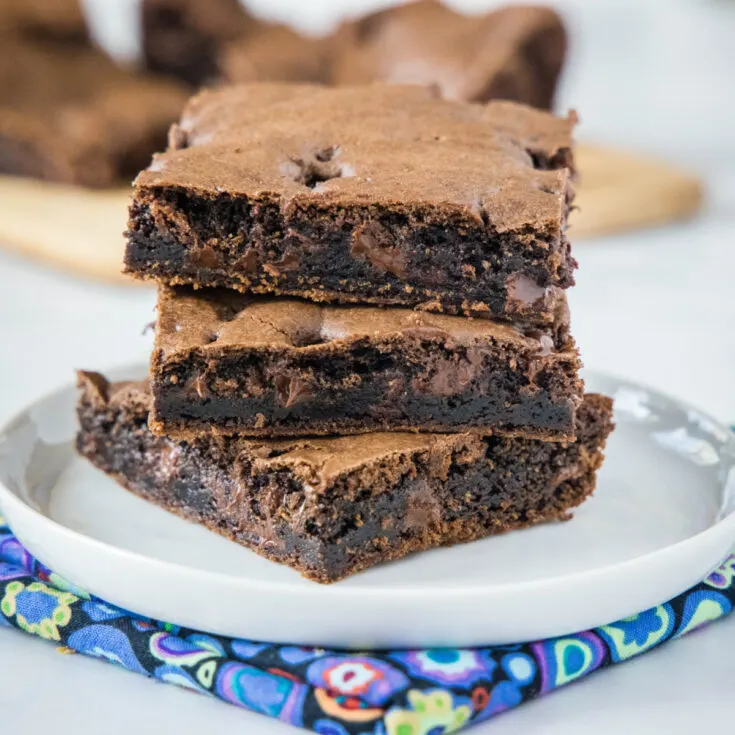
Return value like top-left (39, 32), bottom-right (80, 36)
top-left (0, 366), bottom-right (734, 649)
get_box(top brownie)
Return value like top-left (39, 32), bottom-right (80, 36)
top-left (332, 1), bottom-right (566, 108)
top-left (125, 84), bottom-right (576, 326)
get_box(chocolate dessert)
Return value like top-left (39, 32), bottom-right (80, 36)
top-left (332, 1), bottom-right (567, 108)
top-left (141, 0), bottom-right (256, 86)
top-left (125, 84), bottom-right (576, 325)
top-left (0, 39), bottom-right (187, 187)
top-left (150, 286), bottom-right (582, 439)
top-left (77, 372), bottom-right (613, 583)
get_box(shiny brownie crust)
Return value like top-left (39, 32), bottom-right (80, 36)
top-left (76, 372), bottom-right (614, 584)
top-left (149, 286), bottom-right (583, 440)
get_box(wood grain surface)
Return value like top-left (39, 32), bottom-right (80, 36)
top-left (0, 145), bottom-right (703, 284)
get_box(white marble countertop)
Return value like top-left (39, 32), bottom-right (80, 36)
top-left (1, 0), bottom-right (734, 732)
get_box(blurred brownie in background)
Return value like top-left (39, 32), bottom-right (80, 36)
top-left (332, 0), bottom-right (567, 108)
top-left (141, 0), bottom-right (259, 86)
top-left (0, 0), bottom-right (89, 44)
top-left (145, 0), bottom-right (566, 108)
top-left (220, 23), bottom-right (333, 85)
top-left (0, 38), bottom-right (187, 187)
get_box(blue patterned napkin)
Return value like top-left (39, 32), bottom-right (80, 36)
top-left (0, 513), bottom-right (733, 734)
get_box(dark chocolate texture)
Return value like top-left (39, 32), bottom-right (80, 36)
top-left (76, 372), bottom-right (614, 584)
top-left (149, 286), bottom-right (583, 440)
top-left (125, 83), bottom-right (576, 324)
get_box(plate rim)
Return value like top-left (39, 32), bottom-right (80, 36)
top-left (1, 363), bottom-right (734, 602)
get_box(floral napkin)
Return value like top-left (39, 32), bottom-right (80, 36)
top-left (1, 514), bottom-right (733, 734)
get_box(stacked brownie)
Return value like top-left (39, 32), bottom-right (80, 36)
top-left (77, 84), bottom-right (613, 583)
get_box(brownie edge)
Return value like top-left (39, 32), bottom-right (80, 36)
top-left (76, 371), bottom-right (614, 584)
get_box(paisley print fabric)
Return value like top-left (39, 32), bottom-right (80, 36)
top-left (0, 513), bottom-right (732, 734)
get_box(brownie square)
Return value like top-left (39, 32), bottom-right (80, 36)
top-left (125, 84), bottom-right (576, 325)
top-left (77, 372), bottom-right (614, 583)
top-left (142, 0), bottom-right (565, 109)
top-left (0, 38), bottom-right (187, 187)
top-left (149, 285), bottom-right (582, 440)
top-left (331, 1), bottom-right (567, 109)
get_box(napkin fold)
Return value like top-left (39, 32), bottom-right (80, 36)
top-left (1, 514), bottom-right (733, 734)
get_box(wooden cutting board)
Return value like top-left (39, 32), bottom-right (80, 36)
top-left (0, 144), bottom-right (703, 284)
top-left (570, 146), bottom-right (703, 239)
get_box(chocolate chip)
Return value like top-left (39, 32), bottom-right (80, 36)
top-left (190, 246), bottom-right (223, 270)
top-left (350, 223), bottom-right (407, 278)
top-left (274, 375), bottom-right (314, 408)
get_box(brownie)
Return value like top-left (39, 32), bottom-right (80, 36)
top-left (142, 0), bottom-right (565, 108)
top-left (142, 0), bottom-right (331, 87)
top-left (149, 286), bottom-right (581, 440)
top-left (220, 24), bottom-right (334, 85)
top-left (0, 0), bottom-right (89, 44)
top-left (77, 372), bottom-right (614, 583)
top-left (0, 38), bottom-right (188, 187)
top-left (141, 0), bottom-right (257, 86)
top-left (331, 1), bottom-right (567, 109)
top-left (125, 84), bottom-right (576, 325)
